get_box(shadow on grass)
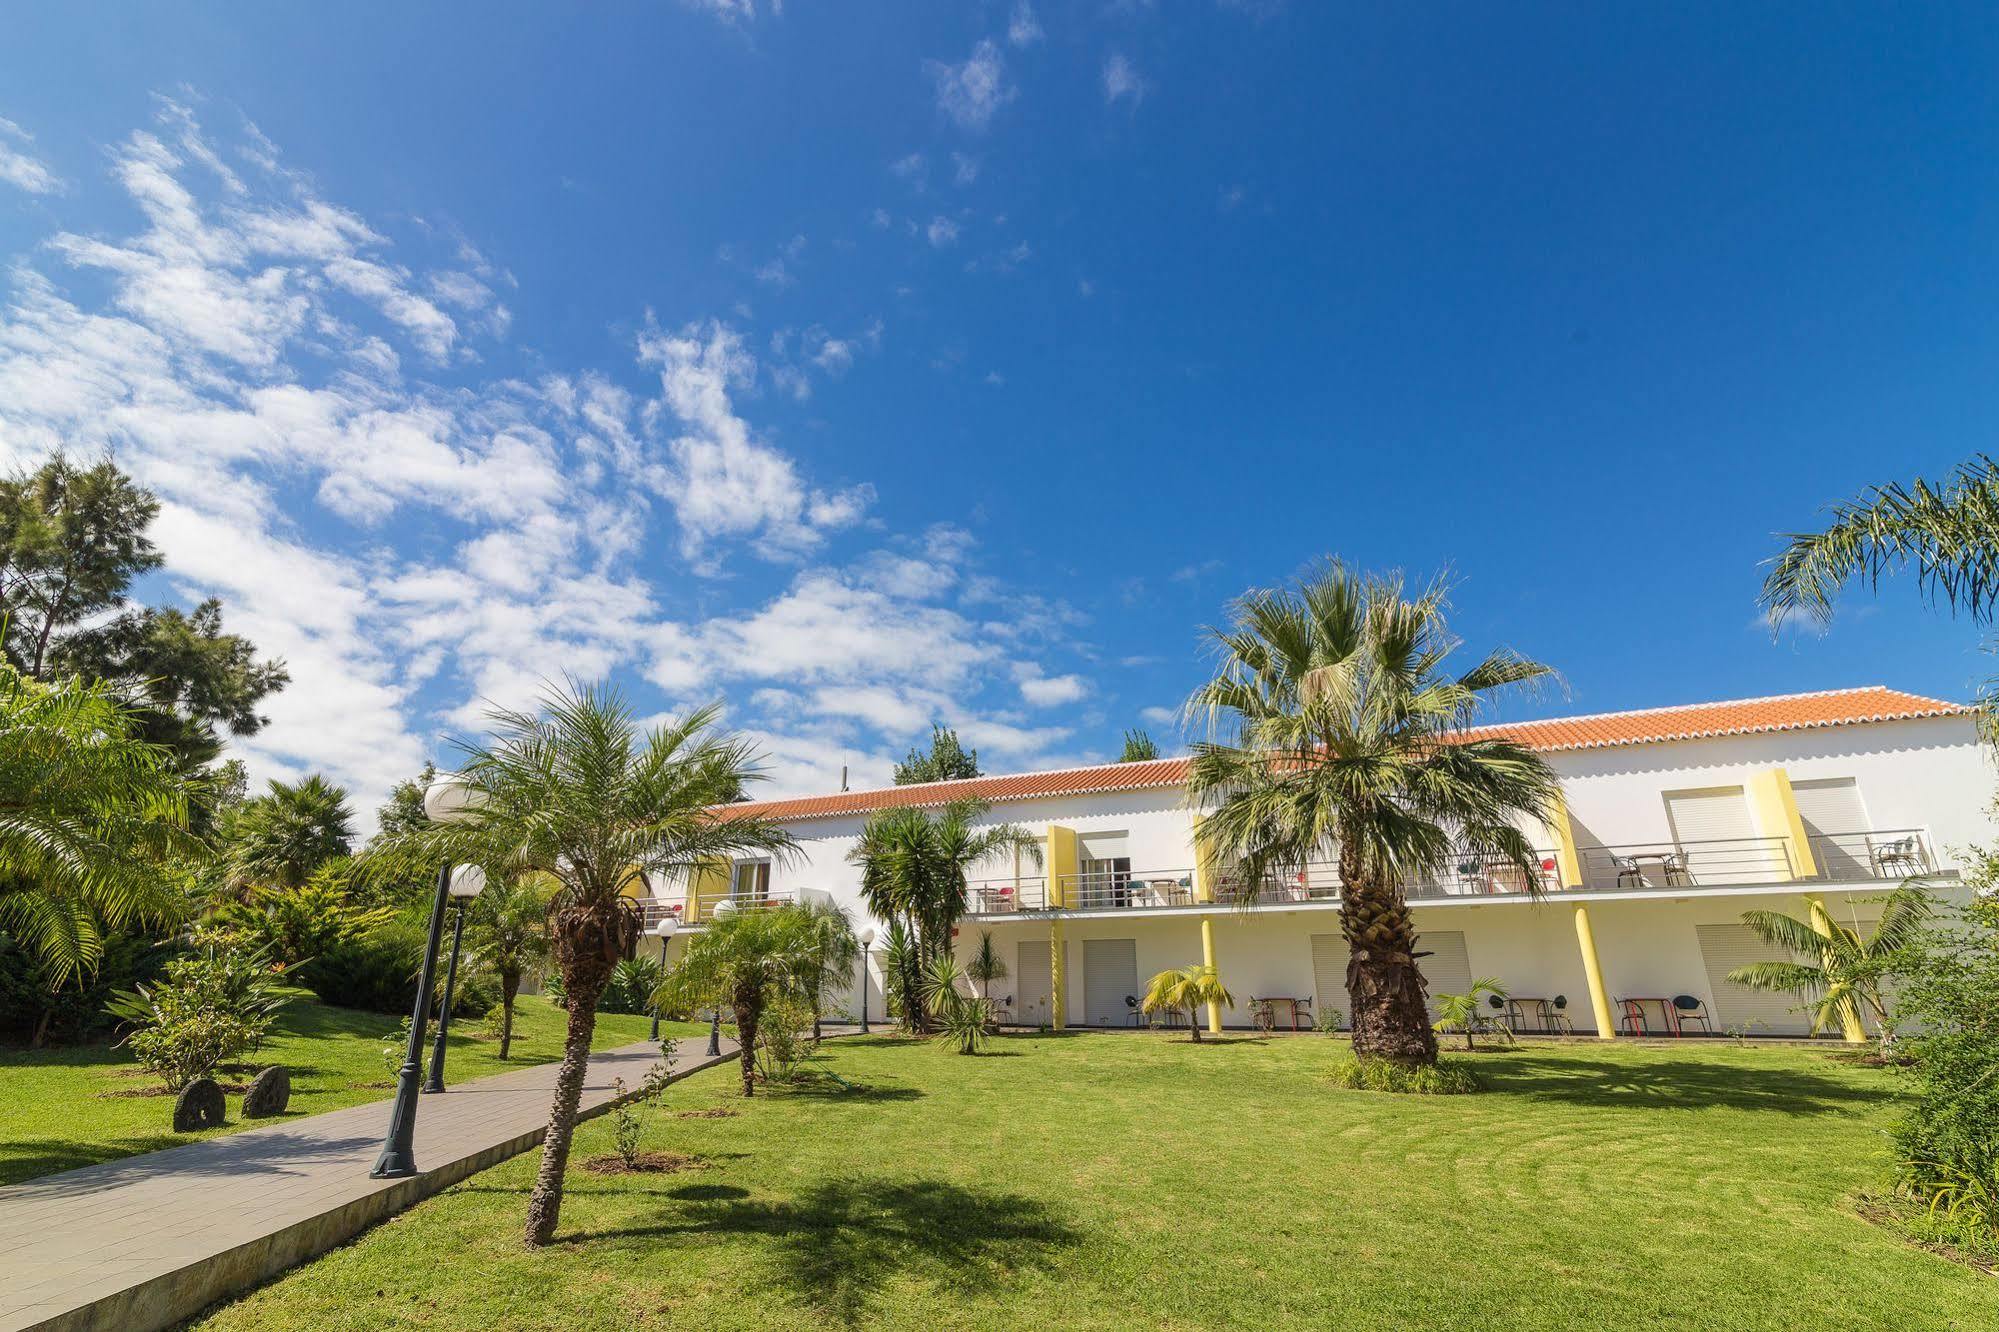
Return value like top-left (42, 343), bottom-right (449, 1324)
top-left (561, 1178), bottom-right (1079, 1324)
top-left (0, 1137), bottom-right (185, 1188)
top-left (1475, 1051), bottom-right (1881, 1114)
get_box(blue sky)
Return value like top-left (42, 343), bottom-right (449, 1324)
top-left (0, 2), bottom-right (1992, 808)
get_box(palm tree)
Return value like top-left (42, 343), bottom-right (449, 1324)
top-left (967, 929), bottom-right (1007, 1000)
top-left (1727, 886), bottom-right (1933, 1043)
top-left (1432, 978), bottom-right (1510, 1051)
top-left (1141, 964), bottom-right (1234, 1043)
top-left (0, 665), bottom-right (191, 1042)
top-left (470, 872), bottom-right (552, 1060)
top-left (1761, 455), bottom-right (1999, 629)
top-left (1187, 563), bottom-right (1563, 1066)
top-left (660, 903), bottom-right (820, 1095)
top-left (847, 799), bottom-right (1039, 1033)
top-left (797, 897), bottom-right (859, 1041)
top-left (226, 774), bottom-right (354, 892)
top-left (362, 680), bottom-right (793, 1247)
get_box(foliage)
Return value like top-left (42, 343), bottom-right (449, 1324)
top-left (967, 930), bottom-right (1008, 997)
top-left (1140, 963), bottom-right (1233, 1043)
top-left (223, 775), bottom-right (355, 894)
top-left (1727, 885), bottom-right (1932, 1041)
top-left (795, 897), bottom-right (858, 1039)
top-left (753, 991), bottom-right (815, 1084)
top-left (106, 943), bottom-right (295, 1090)
top-left (1759, 453), bottom-right (1999, 630)
top-left (609, 1043), bottom-right (676, 1168)
top-left (0, 664), bottom-right (194, 991)
top-left (298, 925), bottom-right (422, 1015)
top-left (880, 917), bottom-right (914, 1022)
top-left (0, 930), bottom-right (174, 1045)
top-left (848, 800), bottom-right (1038, 1032)
top-left (1185, 560), bottom-right (1561, 1066)
top-left (469, 872), bottom-right (551, 1059)
top-left (922, 954), bottom-right (991, 1054)
top-left (1313, 1005), bottom-right (1345, 1035)
top-left (202, 876), bottom-right (393, 967)
top-left (661, 904), bottom-right (819, 1097)
top-left (893, 723), bottom-right (981, 785)
top-left (0, 455), bottom-right (285, 773)
top-left (1888, 889), bottom-right (1999, 1249)
top-left (358, 679), bottom-right (794, 1243)
top-left (602, 955), bottom-right (665, 1015)
top-left (1328, 1052), bottom-right (1483, 1095)
top-left (1432, 978), bottom-right (1513, 1051)
top-left (1117, 728), bottom-right (1160, 762)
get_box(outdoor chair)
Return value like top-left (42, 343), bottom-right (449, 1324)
top-left (1671, 994), bottom-right (1712, 1035)
top-left (1660, 851), bottom-right (1693, 886)
top-left (1616, 997), bottom-right (1652, 1035)
top-left (1869, 834), bottom-right (1924, 877)
top-left (1612, 855), bottom-right (1646, 889)
top-left (1542, 995), bottom-right (1574, 1035)
top-left (1125, 995), bottom-right (1144, 1028)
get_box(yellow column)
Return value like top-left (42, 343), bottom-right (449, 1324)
top-left (1199, 916), bottom-right (1222, 1034)
top-left (1049, 922), bottom-right (1066, 1031)
top-left (688, 858), bottom-right (730, 922)
top-left (1045, 824), bottom-right (1078, 909)
top-left (1574, 905), bottom-right (1615, 1039)
top-left (1192, 815), bottom-right (1218, 903)
top-left (1549, 798), bottom-right (1584, 889)
top-left (1806, 894), bottom-right (1867, 1043)
top-left (1747, 768), bottom-right (1818, 881)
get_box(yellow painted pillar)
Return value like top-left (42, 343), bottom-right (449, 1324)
top-left (1805, 894), bottom-right (1867, 1043)
top-left (688, 858), bottom-right (730, 922)
top-left (1573, 904), bottom-right (1615, 1039)
top-left (1192, 815), bottom-right (1218, 904)
top-left (1049, 921), bottom-right (1066, 1031)
top-left (1199, 915), bottom-right (1222, 1034)
top-left (1549, 798), bottom-right (1584, 889)
top-left (1747, 768), bottom-right (1818, 881)
top-left (1045, 824), bottom-right (1078, 909)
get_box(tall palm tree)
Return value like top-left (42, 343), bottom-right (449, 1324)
top-left (363, 680), bottom-right (793, 1247)
top-left (1141, 964), bottom-right (1233, 1043)
top-left (226, 774), bottom-right (354, 892)
top-left (660, 903), bottom-right (820, 1095)
top-left (1187, 563), bottom-right (1562, 1066)
top-left (470, 872), bottom-right (553, 1060)
top-left (847, 799), bottom-right (1039, 1033)
top-left (1728, 886), bottom-right (1933, 1043)
top-left (1761, 454), bottom-right (1999, 628)
top-left (0, 665), bottom-right (191, 1037)
top-left (797, 896), bottom-right (859, 1041)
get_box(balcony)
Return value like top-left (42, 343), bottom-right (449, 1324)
top-left (637, 889), bottom-right (796, 929)
top-left (960, 829), bottom-right (1943, 919)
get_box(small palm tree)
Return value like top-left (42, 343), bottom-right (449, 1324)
top-left (0, 666), bottom-right (191, 1029)
top-left (1141, 964), bottom-right (1234, 1043)
top-left (1187, 562), bottom-right (1562, 1067)
top-left (226, 774), bottom-right (354, 893)
top-left (469, 873), bottom-right (552, 1060)
top-left (1727, 886), bottom-right (1933, 1042)
top-left (661, 904), bottom-right (820, 1094)
top-left (967, 930), bottom-right (1008, 1000)
top-left (363, 679), bottom-right (793, 1247)
top-left (1432, 978), bottom-right (1510, 1051)
top-left (797, 897), bottom-right (859, 1040)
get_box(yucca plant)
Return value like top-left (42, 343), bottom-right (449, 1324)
top-left (966, 929), bottom-right (1008, 1001)
top-left (1431, 978), bottom-right (1511, 1051)
top-left (1727, 885), bottom-right (1932, 1043)
top-left (922, 954), bottom-right (990, 1054)
top-left (1141, 964), bottom-right (1234, 1043)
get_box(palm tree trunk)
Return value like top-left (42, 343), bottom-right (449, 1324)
top-left (499, 972), bottom-right (520, 1060)
top-left (523, 977), bottom-right (603, 1246)
top-left (1342, 875), bottom-right (1438, 1065)
top-left (1188, 1005), bottom-right (1202, 1044)
top-left (734, 992), bottom-right (760, 1097)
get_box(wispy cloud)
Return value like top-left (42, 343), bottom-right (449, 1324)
top-left (1103, 52), bottom-right (1146, 105)
top-left (1008, 2), bottom-right (1044, 47)
top-left (927, 40), bottom-right (1015, 132)
top-left (0, 117), bottom-right (61, 195)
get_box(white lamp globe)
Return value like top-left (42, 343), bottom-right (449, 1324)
top-left (860, 927), bottom-right (876, 947)
top-left (423, 775), bottom-right (486, 825)
top-left (652, 916), bottom-right (679, 939)
top-left (447, 864), bottom-right (487, 900)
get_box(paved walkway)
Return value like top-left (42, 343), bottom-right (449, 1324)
top-left (0, 1035), bottom-right (744, 1332)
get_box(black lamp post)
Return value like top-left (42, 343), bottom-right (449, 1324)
top-left (649, 915), bottom-right (678, 1041)
top-left (858, 927), bottom-right (875, 1034)
top-left (370, 776), bottom-right (484, 1180)
top-left (423, 878), bottom-right (484, 1094)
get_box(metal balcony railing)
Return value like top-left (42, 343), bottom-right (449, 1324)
top-left (1805, 828), bottom-right (1936, 880)
top-left (636, 890), bottom-right (795, 928)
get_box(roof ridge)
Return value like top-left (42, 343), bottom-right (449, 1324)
top-left (1461, 684), bottom-right (1932, 733)
top-left (792, 755), bottom-right (1187, 806)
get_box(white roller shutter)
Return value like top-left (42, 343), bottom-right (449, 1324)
top-left (1310, 934), bottom-right (1351, 1027)
top-left (1696, 923), bottom-right (1810, 1035)
top-left (1015, 939), bottom-right (1067, 1028)
top-left (1664, 787), bottom-right (1755, 844)
top-left (1078, 831), bottom-right (1130, 860)
top-left (1792, 778), bottom-right (1870, 878)
top-left (1082, 938), bottom-right (1138, 1027)
top-left (1417, 930), bottom-right (1474, 1021)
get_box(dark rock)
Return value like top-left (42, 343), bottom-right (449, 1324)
top-left (242, 1066), bottom-right (291, 1118)
top-left (172, 1077), bottom-right (226, 1132)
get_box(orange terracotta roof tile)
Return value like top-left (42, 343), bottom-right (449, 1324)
top-left (722, 686), bottom-right (1969, 823)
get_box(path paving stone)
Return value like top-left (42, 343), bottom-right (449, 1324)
top-left (0, 1035), bottom-right (745, 1332)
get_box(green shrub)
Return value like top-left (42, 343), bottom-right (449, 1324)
top-left (754, 992), bottom-right (814, 1085)
top-left (202, 880), bottom-right (394, 967)
top-left (299, 920), bottom-right (490, 1018)
top-left (600, 955), bottom-right (664, 1016)
top-left (1328, 1053), bottom-right (1483, 1095)
top-left (106, 944), bottom-right (295, 1090)
top-left (0, 931), bottom-right (177, 1045)
top-left (1889, 892), bottom-right (1999, 1249)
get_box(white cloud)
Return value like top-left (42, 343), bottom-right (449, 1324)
top-left (927, 40), bottom-right (1015, 131)
top-left (1020, 672), bottom-right (1090, 707)
top-left (1008, 2), bottom-right (1044, 47)
top-left (952, 152), bottom-right (981, 186)
top-left (678, 0), bottom-right (767, 24)
top-left (926, 216), bottom-right (960, 248)
top-left (1139, 705), bottom-right (1178, 726)
top-left (0, 117), bottom-right (61, 195)
top-left (1103, 52), bottom-right (1146, 105)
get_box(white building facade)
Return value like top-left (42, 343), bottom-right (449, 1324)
top-left (643, 687), bottom-right (1990, 1039)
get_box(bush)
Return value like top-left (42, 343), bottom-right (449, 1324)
top-left (754, 992), bottom-right (814, 1085)
top-left (1328, 1053), bottom-right (1483, 1095)
top-left (0, 931), bottom-right (178, 1045)
top-left (1889, 892), bottom-right (1999, 1249)
top-left (201, 880), bottom-right (394, 967)
top-left (106, 944), bottom-right (296, 1090)
top-left (600, 955), bottom-right (664, 1016)
top-left (299, 920), bottom-right (490, 1018)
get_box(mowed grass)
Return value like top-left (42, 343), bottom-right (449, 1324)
top-left (0, 993), bottom-right (701, 1186)
top-left (193, 1034), bottom-right (1990, 1332)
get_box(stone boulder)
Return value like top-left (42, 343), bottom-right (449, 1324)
top-left (241, 1066), bottom-right (291, 1118)
top-left (172, 1077), bottom-right (226, 1132)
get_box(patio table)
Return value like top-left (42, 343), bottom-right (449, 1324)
top-left (1617, 996), bottom-right (1681, 1036)
top-left (1254, 996), bottom-right (1310, 1032)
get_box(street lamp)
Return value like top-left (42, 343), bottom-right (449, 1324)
top-left (371, 775), bottom-right (485, 1179)
top-left (422, 864), bottom-right (486, 1094)
top-left (858, 927), bottom-right (876, 1034)
top-left (649, 915), bottom-right (678, 1041)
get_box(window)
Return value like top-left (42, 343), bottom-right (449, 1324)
top-left (731, 859), bottom-right (772, 903)
top-left (1076, 831), bottom-right (1132, 907)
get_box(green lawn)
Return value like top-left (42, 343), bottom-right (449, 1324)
top-left (189, 1034), bottom-right (1988, 1332)
top-left (0, 993), bottom-right (701, 1186)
